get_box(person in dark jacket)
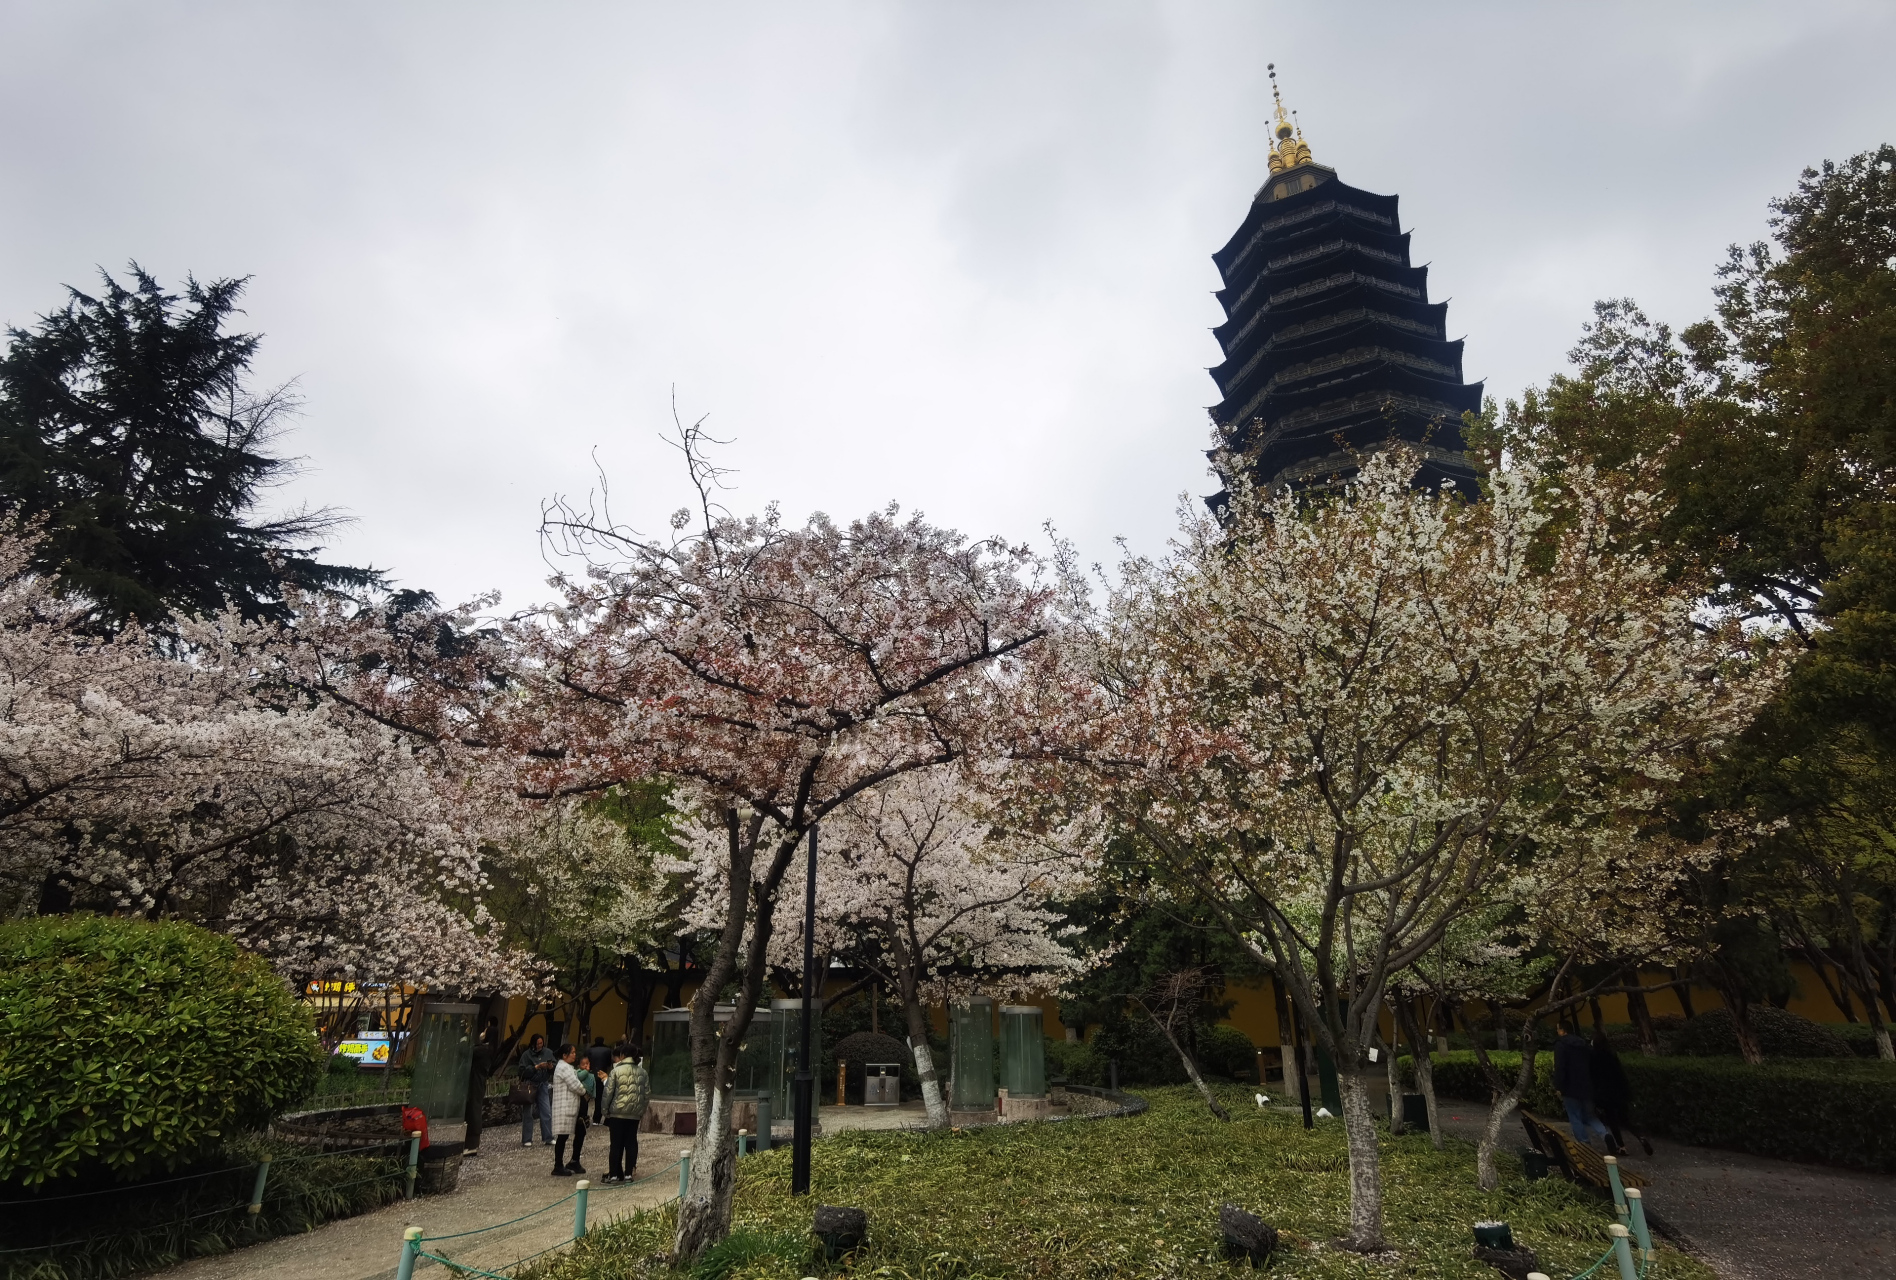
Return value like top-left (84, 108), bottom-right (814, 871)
top-left (589, 1038), bottom-right (613, 1121)
top-left (465, 1041), bottom-right (497, 1156)
top-left (517, 1034), bottom-right (558, 1146)
top-left (1552, 1022), bottom-right (1611, 1150)
top-left (1590, 1030), bottom-right (1651, 1156)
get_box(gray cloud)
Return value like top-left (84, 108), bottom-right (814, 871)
top-left (2, 1), bottom-right (1889, 611)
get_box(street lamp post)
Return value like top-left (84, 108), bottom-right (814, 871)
top-left (791, 823), bottom-right (818, 1195)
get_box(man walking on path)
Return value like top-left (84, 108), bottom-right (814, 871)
top-left (517, 1033), bottom-right (557, 1146)
top-left (549, 1043), bottom-right (589, 1176)
top-left (602, 1041), bottom-right (651, 1183)
top-left (1590, 1030), bottom-right (1648, 1156)
top-left (1554, 1021), bottom-right (1611, 1150)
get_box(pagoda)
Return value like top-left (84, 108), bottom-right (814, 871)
top-left (1205, 66), bottom-right (1482, 508)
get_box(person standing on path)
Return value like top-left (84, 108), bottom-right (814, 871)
top-left (589, 1039), bottom-right (613, 1122)
top-left (1554, 1021), bottom-right (1611, 1150)
top-left (569, 1049), bottom-right (600, 1174)
top-left (517, 1033), bottom-right (557, 1146)
top-left (1590, 1029), bottom-right (1650, 1156)
top-left (602, 1042), bottom-right (650, 1183)
top-left (465, 1039), bottom-right (497, 1157)
top-left (549, 1043), bottom-right (589, 1176)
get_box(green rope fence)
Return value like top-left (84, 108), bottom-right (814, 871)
top-left (396, 1156), bottom-right (685, 1280)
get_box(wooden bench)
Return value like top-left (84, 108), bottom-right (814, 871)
top-left (1519, 1111), bottom-right (1645, 1192)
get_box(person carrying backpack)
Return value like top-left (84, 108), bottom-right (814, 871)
top-left (601, 1042), bottom-right (651, 1182)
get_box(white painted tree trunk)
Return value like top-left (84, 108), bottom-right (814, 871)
top-left (674, 1079), bottom-right (738, 1258)
top-left (905, 998), bottom-right (950, 1128)
top-left (1340, 1074), bottom-right (1385, 1251)
top-left (1876, 1025), bottom-right (1894, 1061)
top-left (1477, 1089), bottom-right (1520, 1191)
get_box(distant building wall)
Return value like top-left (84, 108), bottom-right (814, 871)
top-left (488, 956), bottom-right (1863, 1061)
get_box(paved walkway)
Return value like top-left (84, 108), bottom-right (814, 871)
top-left (1421, 1101), bottom-right (1896, 1280)
top-left (149, 1104), bottom-right (926, 1280)
top-left (151, 1098), bottom-right (1895, 1279)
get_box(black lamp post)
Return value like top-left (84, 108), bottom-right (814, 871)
top-left (791, 822), bottom-right (818, 1195)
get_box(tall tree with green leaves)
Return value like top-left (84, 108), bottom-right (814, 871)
top-left (0, 266), bottom-right (379, 629)
top-left (1486, 146), bottom-right (1896, 1055)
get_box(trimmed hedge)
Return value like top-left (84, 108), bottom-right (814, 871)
top-left (1671, 1006), bottom-right (1853, 1058)
top-left (0, 916), bottom-right (321, 1187)
top-left (1407, 1050), bottom-right (1896, 1172)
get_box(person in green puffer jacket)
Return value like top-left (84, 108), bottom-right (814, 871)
top-left (601, 1043), bottom-right (651, 1182)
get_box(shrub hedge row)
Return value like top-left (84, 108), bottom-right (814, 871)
top-left (1408, 1050), bottom-right (1896, 1172)
top-left (0, 916), bottom-right (322, 1187)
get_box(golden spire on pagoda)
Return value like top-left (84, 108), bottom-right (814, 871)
top-left (1266, 63), bottom-right (1314, 174)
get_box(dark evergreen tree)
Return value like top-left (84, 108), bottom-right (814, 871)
top-left (0, 266), bottom-right (380, 628)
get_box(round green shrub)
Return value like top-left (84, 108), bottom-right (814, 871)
top-left (0, 915), bottom-right (322, 1186)
top-left (1198, 1023), bottom-right (1260, 1081)
top-left (1044, 1036), bottom-right (1104, 1086)
top-left (1671, 1006), bottom-right (1853, 1059)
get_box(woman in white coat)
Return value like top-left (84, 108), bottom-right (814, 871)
top-left (549, 1043), bottom-right (589, 1175)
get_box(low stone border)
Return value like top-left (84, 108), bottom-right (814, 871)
top-left (1059, 1083), bottom-right (1150, 1120)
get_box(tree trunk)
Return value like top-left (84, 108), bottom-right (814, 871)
top-left (1415, 1051), bottom-right (1443, 1150)
top-left (1475, 1045), bottom-right (1537, 1191)
top-left (1383, 1033), bottom-right (1404, 1136)
top-left (1721, 986), bottom-right (1765, 1065)
top-left (1392, 999), bottom-right (1442, 1149)
top-left (1148, 1010), bottom-right (1230, 1121)
top-left (673, 816), bottom-right (775, 1262)
top-left (1624, 972), bottom-right (1659, 1056)
top-left (1471, 1023), bottom-right (1539, 1191)
top-left (904, 996), bottom-right (950, 1128)
top-left (675, 1079), bottom-right (739, 1259)
top-left (1339, 1073), bottom-right (1385, 1250)
top-left (1673, 966), bottom-right (1697, 1018)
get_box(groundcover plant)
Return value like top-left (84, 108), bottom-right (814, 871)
top-left (515, 1088), bottom-right (1714, 1280)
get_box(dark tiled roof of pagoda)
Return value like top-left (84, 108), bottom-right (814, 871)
top-left (1203, 152), bottom-right (1482, 503)
top-left (1219, 250), bottom-right (1428, 337)
top-left (1212, 177), bottom-right (1399, 275)
top-left (1213, 287), bottom-right (1449, 371)
top-left (1211, 319), bottom-right (1466, 406)
top-left (1214, 225), bottom-right (1412, 313)
top-left (1214, 264), bottom-right (1434, 360)
top-left (1219, 360), bottom-right (1482, 435)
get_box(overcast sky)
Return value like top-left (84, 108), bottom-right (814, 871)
top-left (2, 2), bottom-right (1891, 611)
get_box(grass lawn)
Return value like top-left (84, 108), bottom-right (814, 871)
top-left (524, 1086), bottom-right (1714, 1280)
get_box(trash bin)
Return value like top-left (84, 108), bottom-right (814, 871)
top-left (863, 1063), bottom-right (901, 1106)
top-left (418, 1140), bottom-right (465, 1195)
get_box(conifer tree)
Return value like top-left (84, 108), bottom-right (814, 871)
top-left (0, 266), bottom-right (378, 628)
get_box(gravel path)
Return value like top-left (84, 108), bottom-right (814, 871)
top-left (1423, 1101), bottom-right (1896, 1279)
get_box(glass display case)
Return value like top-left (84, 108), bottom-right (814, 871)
top-left (768, 997), bottom-right (823, 1121)
top-left (729, 1005), bottom-right (774, 1095)
top-left (999, 1005), bottom-right (1047, 1100)
top-left (410, 1001), bottom-right (480, 1119)
top-left (649, 1008), bottom-right (694, 1099)
top-left (949, 997), bottom-right (995, 1111)
top-left (650, 1005), bottom-right (777, 1101)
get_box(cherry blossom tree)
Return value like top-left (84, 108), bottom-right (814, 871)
top-left (1027, 449), bottom-right (1782, 1251)
top-left (0, 525), bottom-right (542, 996)
top-left (520, 438), bottom-right (1058, 1259)
top-left (803, 767), bottom-right (1084, 1127)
